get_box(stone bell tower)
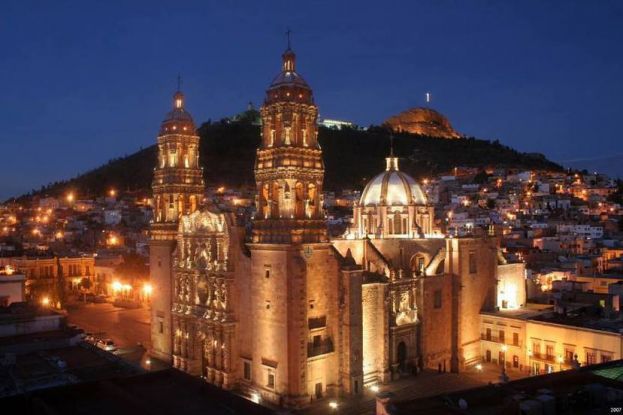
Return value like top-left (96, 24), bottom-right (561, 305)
top-left (252, 44), bottom-right (327, 244)
top-left (150, 85), bottom-right (204, 362)
top-left (248, 43), bottom-right (341, 408)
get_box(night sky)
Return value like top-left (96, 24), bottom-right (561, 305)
top-left (2, 1), bottom-right (622, 199)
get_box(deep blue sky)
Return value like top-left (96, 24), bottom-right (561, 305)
top-left (2, 1), bottom-right (622, 199)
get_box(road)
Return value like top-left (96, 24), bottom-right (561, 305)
top-left (298, 364), bottom-right (529, 415)
top-left (66, 302), bottom-right (157, 369)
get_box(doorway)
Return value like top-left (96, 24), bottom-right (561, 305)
top-left (315, 382), bottom-right (322, 399)
top-left (397, 341), bottom-right (407, 372)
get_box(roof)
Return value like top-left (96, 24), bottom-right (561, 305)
top-left (1, 368), bottom-right (275, 415)
top-left (360, 157), bottom-right (427, 206)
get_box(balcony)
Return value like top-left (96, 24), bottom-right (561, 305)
top-left (307, 338), bottom-right (334, 358)
top-left (531, 352), bottom-right (556, 363)
top-left (480, 334), bottom-right (522, 348)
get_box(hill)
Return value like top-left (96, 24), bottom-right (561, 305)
top-left (12, 120), bottom-right (562, 202)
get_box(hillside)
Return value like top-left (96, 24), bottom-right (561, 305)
top-left (13, 120), bottom-right (562, 201)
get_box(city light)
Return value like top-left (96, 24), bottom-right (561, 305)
top-left (369, 384), bottom-right (379, 393)
top-left (143, 283), bottom-right (153, 296)
top-left (112, 281), bottom-right (123, 292)
top-left (66, 192), bottom-right (75, 203)
top-left (109, 189), bottom-right (116, 197)
top-left (4, 265), bottom-right (15, 275)
top-left (329, 401), bottom-right (338, 410)
top-left (475, 363), bottom-right (483, 371)
top-left (41, 296), bottom-right (50, 306)
top-left (251, 392), bottom-right (261, 404)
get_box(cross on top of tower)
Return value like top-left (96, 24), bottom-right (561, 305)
top-left (286, 27), bottom-right (292, 50)
top-left (425, 92), bottom-right (431, 104)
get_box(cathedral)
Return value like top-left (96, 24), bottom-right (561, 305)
top-left (149, 44), bottom-right (514, 408)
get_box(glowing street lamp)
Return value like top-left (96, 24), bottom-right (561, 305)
top-left (109, 189), bottom-right (117, 197)
top-left (143, 282), bottom-right (153, 296)
top-left (112, 281), bottom-right (123, 292)
top-left (41, 296), bottom-right (50, 307)
top-left (66, 192), bottom-right (75, 203)
top-left (329, 401), bottom-right (338, 411)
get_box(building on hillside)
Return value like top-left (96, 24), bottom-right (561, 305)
top-left (0, 256), bottom-right (94, 305)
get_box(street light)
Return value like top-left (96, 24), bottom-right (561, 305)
top-left (41, 296), bottom-right (50, 307)
top-left (329, 401), bottom-right (338, 411)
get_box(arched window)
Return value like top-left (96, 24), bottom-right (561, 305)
top-left (295, 182), bottom-right (304, 217)
top-left (271, 182), bottom-right (280, 218)
top-left (261, 183), bottom-right (269, 218)
top-left (394, 212), bottom-right (402, 234)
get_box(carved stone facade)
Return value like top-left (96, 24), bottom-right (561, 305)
top-left (171, 210), bottom-right (240, 389)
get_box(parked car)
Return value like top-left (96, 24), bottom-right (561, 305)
top-left (92, 295), bottom-right (107, 303)
top-left (96, 339), bottom-right (117, 352)
top-left (84, 333), bottom-right (96, 343)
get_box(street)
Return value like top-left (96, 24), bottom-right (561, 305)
top-left (297, 364), bottom-right (529, 415)
top-left (66, 302), bottom-right (155, 368)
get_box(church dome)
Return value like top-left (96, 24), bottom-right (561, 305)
top-left (265, 47), bottom-right (314, 105)
top-left (160, 90), bottom-right (196, 134)
top-left (360, 157), bottom-right (427, 206)
top-left (384, 107), bottom-right (461, 139)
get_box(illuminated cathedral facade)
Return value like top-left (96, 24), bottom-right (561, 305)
top-left (149, 44), bottom-right (519, 408)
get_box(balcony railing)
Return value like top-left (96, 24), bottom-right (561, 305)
top-left (307, 338), bottom-right (334, 358)
top-left (531, 352), bottom-right (556, 363)
top-left (480, 334), bottom-right (522, 348)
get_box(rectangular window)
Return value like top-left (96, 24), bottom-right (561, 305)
top-left (469, 252), bottom-right (477, 274)
top-left (243, 361), bottom-right (251, 380)
top-left (586, 352), bottom-right (596, 365)
top-left (267, 373), bottom-right (275, 389)
top-left (434, 290), bottom-right (442, 309)
top-left (486, 328), bottom-right (491, 341)
top-left (565, 348), bottom-right (574, 363)
top-left (545, 344), bottom-right (554, 359)
top-left (159, 322), bottom-right (164, 334)
top-left (499, 330), bottom-right (505, 343)
top-left (513, 333), bottom-right (519, 346)
top-left (601, 354), bottom-right (612, 363)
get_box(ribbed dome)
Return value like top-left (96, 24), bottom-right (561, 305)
top-left (160, 90), bottom-right (196, 134)
top-left (264, 48), bottom-right (314, 106)
top-left (360, 157), bottom-right (427, 206)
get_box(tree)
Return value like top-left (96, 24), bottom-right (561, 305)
top-left (474, 171), bottom-right (490, 184)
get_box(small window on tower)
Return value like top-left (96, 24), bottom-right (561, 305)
top-left (265, 269), bottom-right (270, 279)
top-left (469, 251), bottom-right (477, 274)
top-left (434, 290), bottom-right (442, 308)
top-left (243, 361), bottom-right (251, 381)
